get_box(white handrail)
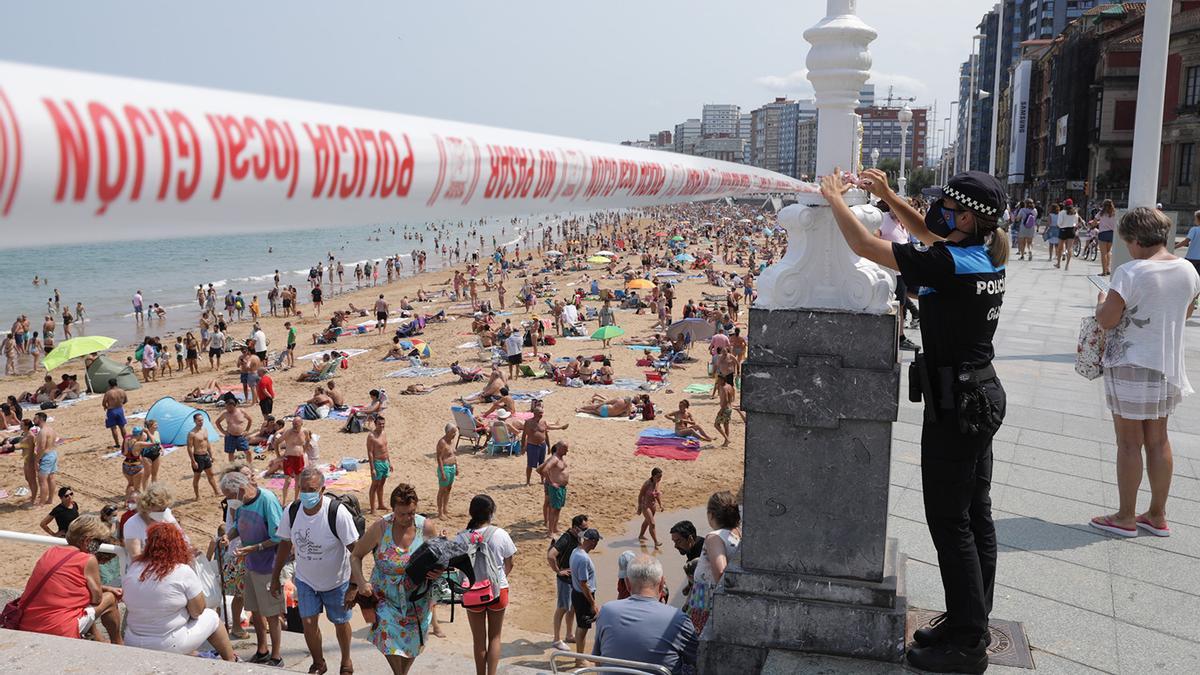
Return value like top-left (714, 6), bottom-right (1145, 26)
top-left (0, 529), bottom-right (129, 574)
top-left (549, 650), bottom-right (673, 675)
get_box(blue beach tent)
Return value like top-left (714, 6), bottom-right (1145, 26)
top-left (145, 397), bottom-right (219, 445)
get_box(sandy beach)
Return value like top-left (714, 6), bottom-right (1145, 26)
top-left (0, 210), bottom-right (757, 653)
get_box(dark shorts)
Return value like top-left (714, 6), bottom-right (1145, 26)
top-left (722, 373), bottom-right (735, 385)
top-left (507, 354), bottom-right (523, 365)
top-left (1058, 227), bottom-right (1076, 241)
top-left (105, 407), bottom-right (126, 429)
top-left (224, 435), bottom-right (249, 455)
top-left (1190, 259), bottom-right (1200, 277)
top-left (571, 590), bottom-right (596, 629)
top-left (239, 372), bottom-right (249, 385)
top-left (376, 311), bottom-right (388, 322)
top-left (209, 348), bottom-right (222, 357)
top-left (1098, 230), bottom-right (1114, 243)
top-left (259, 397), bottom-right (274, 416)
top-left (186, 349), bottom-right (198, 360)
top-left (255, 351), bottom-right (267, 361)
top-left (525, 442), bottom-right (547, 469)
top-left (193, 453), bottom-right (213, 473)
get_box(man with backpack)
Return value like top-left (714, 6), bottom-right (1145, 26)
top-left (270, 467), bottom-right (362, 675)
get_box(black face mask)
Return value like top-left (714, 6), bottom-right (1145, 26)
top-left (925, 199), bottom-right (952, 238)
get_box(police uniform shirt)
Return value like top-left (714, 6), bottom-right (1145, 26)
top-left (892, 241), bottom-right (1004, 369)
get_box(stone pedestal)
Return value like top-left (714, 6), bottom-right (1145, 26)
top-left (698, 307), bottom-right (907, 671)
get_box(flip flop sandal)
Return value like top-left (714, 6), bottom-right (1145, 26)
top-left (1090, 515), bottom-right (1136, 538)
top-left (1135, 515), bottom-right (1171, 537)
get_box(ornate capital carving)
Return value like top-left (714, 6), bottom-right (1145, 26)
top-left (755, 195), bottom-right (895, 314)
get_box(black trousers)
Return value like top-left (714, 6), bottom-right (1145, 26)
top-left (920, 377), bottom-right (1005, 645)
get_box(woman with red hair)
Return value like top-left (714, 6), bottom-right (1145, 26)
top-left (120, 522), bottom-right (237, 661)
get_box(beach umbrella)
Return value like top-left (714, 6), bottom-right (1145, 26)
top-left (655, 270), bottom-right (680, 277)
top-left (626, 279), bottom-right (655, 290)
top-left (398, 339), bottom-right (431, 358)
top-left (591, 325), bottom-right (626, 341)
top-left (544, 250), bottom-right (564, 257)
top-left (670, 235), bottom-right (685, 241)
top-left (654, 231), bottom-right (668, 237)
top-left (738, 218), bottom-right (752, 223)
top-left (675, 253), bottom-right (696, 263)
top-left (667, 318), bottom-right (715, 342)
top-left (586, 255), bottom-right (611, 264)
top-left (594, 250), bottom-right (616, 257)
top-left (42, 335), bottom-right (117, 371)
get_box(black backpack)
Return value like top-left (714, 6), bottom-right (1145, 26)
top-left (288, 492), bottom-right (366, 544)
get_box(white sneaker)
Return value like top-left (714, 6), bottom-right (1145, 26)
top-left (552, 640), bottom-right (571, 651)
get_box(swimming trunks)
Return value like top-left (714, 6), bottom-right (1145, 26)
top-left (372, 459), bottom-right (391, 480)
top-left (38, 451), bottom-right (58, 475)
top-left (716, 407), bottom-right (732, 425)
top-left (283, 454), bottom-right (304, 477)
top-left (437, 463), bottom-right (457, 487)
top-left (545, 483), bottom-right (567, 510)
top-left (105, 407), bottom-right (126, 429)
top-left (224, 435), bottom-right (249, 455)
top-left (598, 405), bottom-right (610, 418)
top-left (376, 311), bottom-right (387, 322)
top-left (192, 453), bottom-right (213, 473)
top-left (525, 442), bottom-right (547, 469)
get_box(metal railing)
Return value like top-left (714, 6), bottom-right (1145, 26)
top-left (549, 650), bottom-right (673, 675)
top-left (0, 530), bottom-right (129, 570)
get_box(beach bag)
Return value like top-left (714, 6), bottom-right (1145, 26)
top-left (405, 537), bottom-right (473, 597)
top-left (1075, 317), bottom-right (1106, 380)
top-left (193, 553), bottom-right (223, 611)
top-left (461, 527), bottom-right (505, 609)
top-left (1, 551), bottom-right (76, 629)
top-left (299, 403), bottom-right (320, 420)
top-left (342, 416), bottom-right (366, 434)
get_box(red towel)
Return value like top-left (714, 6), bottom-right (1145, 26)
top-left (635, 444), bottom-right (701, 461)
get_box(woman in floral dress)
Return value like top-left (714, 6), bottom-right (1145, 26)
top-left (350, 483), bottom-right (440, 674)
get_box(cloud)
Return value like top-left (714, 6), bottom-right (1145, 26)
top-left (870, 70), bottom-right (931, 98)
top-left (754, 69), bottom-right (812, 94)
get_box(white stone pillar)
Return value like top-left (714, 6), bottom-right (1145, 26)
top-left (755, 0), bottom-right (894, 315)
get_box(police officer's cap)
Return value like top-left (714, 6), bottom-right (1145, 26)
top-left (931, 171), bottom-right (1007, 220)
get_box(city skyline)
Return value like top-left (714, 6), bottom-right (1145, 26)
top-left (0, 1), bottom-right (1000, 145)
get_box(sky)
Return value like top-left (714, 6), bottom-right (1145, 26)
top-left (0, 1), bottom-right (1000, 150)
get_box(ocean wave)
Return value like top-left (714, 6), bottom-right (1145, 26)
top-left (210, 279), bottom-right (228, 288)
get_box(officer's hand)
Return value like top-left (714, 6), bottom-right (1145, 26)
top-left (858, 168), bottom-right (893, 200)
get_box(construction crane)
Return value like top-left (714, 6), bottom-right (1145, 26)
top-left (882, 85), bottom-right (916, 108)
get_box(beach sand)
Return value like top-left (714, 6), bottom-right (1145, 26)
top-left (0, 216), bottom-right (748, 654)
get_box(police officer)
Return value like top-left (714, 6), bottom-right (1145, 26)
top-left (821, 168), bottom-right (1008, 674)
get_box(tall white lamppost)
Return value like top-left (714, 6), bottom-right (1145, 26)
top-left (898, 103), bottom-right (912, 196)
top-left (989, 1), bottom-right (1005, 175)
top-left (950, 100), bottom-right (959, 173)
top-left (965, 35), bottom-right (984, 172)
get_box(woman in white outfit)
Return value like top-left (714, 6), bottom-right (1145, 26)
top-left (121, 521), bottom-right (237, 661)
top-left (1091, 207), bottom-right (1200, 538)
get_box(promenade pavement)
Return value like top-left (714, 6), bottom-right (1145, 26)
top-left (891, 245), bottom-right (1200, 674)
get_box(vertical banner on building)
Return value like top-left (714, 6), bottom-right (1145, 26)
top-left (1056, 115), bottom-right (1069, 147)
top-left (1008, 60), bottom-right (1032, 185)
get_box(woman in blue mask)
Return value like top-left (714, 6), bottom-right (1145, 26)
top-left (822, 167), bottom-right (1009, 674)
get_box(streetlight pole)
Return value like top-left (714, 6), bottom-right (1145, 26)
top-left (989, 2), bottom-right (1005, 175)
top-left (942, 117), bottom-right (951, 183)
top-left (966, 34), bottom-right (984, 172)
top-left (870, 147), bottom-right (880, 168)
top-left (898, 104), bottom-right (912, 196)
top-left (949, 100), bottom-right (959, 173)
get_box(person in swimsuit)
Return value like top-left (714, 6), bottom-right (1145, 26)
top-left (276, 417), bottom-right (313, 505)
top-left (121, 426), bottom-right (146, 501)
top-left (519, 399), bottom-right (570, 485)
top-left (637, 468), bottom-right (664, 547)
top-left (366, 416), bottom-right (392, 514)
top-left (537, 441), bottom-right (570, 537)
top-left (715, 379), bottom-right (736, 447)
top-left (666, 400), bottom-right (716, 442)
top-left (575, 395), bottom-right (633, 418)
top-left (435, 423), bottom-right (457, 519)
top-left (137, 420), bottom-right (164, 491)
top-left (215, 396), bottom-right (254, 468)
top-left (186, 413), bottom-right (219, 499)
top-left (102, 380), bottom-right (128, 451)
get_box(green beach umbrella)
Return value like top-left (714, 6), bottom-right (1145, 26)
top-left (42, 335), bottom-right (117, 371)
top-left (591, 325), bottom-right (625, 341)
top-left (586, 255), bottom-right (611, 264)
top-left (670, 235), bottom-right (685, 241)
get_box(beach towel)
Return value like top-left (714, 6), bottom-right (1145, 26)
top-left (20, 394), bottom-right (93, 411)
top-left (483, 411), bottom-right (534, 423)
top-left (262, 464), bottom-right (370, 491)
top-left (684, 383), bottom-right (714, 394)
top-left (625, 345), bottom-right (662, 352)
top-left (386, 367), bottom-right (452, 378)
top-left (596, 379), bottom-right (664, 392)
top-left (456, 341), bottom-right (479, 349)
top-left (297, 348), bottom-right (368, 362)
top-left (635, 427), bottom-right (701, 461)
top-left (509, 389), bottom-right (554, 402)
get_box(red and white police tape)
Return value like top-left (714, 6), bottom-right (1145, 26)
top-left (0, 61), bottom-right (811, 248)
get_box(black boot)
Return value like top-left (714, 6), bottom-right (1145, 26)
top-left (914, 613), bottom-right (993, 648)
top-left (906, 637), bottom-right (989, 674)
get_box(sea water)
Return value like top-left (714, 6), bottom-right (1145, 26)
top-left (1, 214), bottom-right (569, 348)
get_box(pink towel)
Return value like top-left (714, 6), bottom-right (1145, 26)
top-left (635, 444), bottom-right (701, 461)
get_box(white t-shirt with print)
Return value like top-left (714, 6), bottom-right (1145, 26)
top-left (1105, 257), bottom-right (1200, 393)
top-left (122, 509), bottom-right (181, 549)
top-left (122, 561), bottom-right (203, 637)
top-left (275, 496), bottom-right (360, 592)
top-left (455, 526), bottom-right (517, 589)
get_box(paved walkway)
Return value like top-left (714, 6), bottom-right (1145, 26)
top-left (891, 248), bottom-right (1200, 674)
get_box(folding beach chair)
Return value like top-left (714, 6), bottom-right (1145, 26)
top-left (487, 422), bottom-right (520, 456)
top-left (451, 406), bottom-right (484, 451)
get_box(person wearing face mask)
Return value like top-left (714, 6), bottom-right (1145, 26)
top-left (219, 468), bottom-right (284, 666)
top-left (16, 515), bottom-right (124, 644)
top-left (822, 168), bottom-right (1009, 674)
top-left (122, 482), bottom-right (187, 559)
top-left (270, 467), bottom-right (361, 675)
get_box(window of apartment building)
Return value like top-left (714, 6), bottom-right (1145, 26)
top-left (1186, 66), bottom-right (1200, 107)
top-left (1179, 143), bottom-right (1194, 187)
top-left (1113, 100), bottom-right (1136, 131)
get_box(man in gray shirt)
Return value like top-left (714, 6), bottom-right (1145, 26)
top-left (592, 554), bottom-right (697, 674)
